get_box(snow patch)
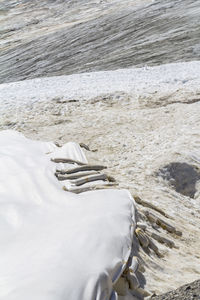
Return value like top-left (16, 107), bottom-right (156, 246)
top-left (0, 61), bottom-right (200, 114)
top-left (0, 130), bottom-right (135, 300)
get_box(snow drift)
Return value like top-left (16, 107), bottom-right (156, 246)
top-left (0, 130), bottom-right (135, 300)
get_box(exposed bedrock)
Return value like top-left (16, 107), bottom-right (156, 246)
top-left (157, 162), bottom-right (200, 198)
top-left (0, 0), bottom-right (200, 83)
top-left (152, 279), bottom-right (200, 299)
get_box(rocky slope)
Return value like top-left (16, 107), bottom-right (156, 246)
top-left (0, 0), bottom-right (200, 83)
top-left (152, 279), bottom-right (200, 299)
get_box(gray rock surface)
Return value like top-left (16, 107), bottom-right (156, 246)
top-left (0, 0), bottom-right (200, 83)
top-left (152, 279), bottom-right (200, 299)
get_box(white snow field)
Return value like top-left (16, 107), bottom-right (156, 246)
top-left (1, 61), bottom-right (200, 297)
top-left (0, 61), bottom-right (200, 114)
top-left (0, 130), bottom-right (135, 300)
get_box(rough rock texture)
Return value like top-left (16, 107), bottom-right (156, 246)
top-left (152, 279), bottom-right (200, 299)
top-left (0, 0), bottom-right (200, 83)
top-left (157, 162), bottom-right (200, 198)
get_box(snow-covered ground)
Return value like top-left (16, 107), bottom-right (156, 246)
top-left (0, 130), bottom-right (136, 300)
top-left (0, 62), bottom-right (200, 296)
top-left (1, 61), bottom-right (200, 113)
